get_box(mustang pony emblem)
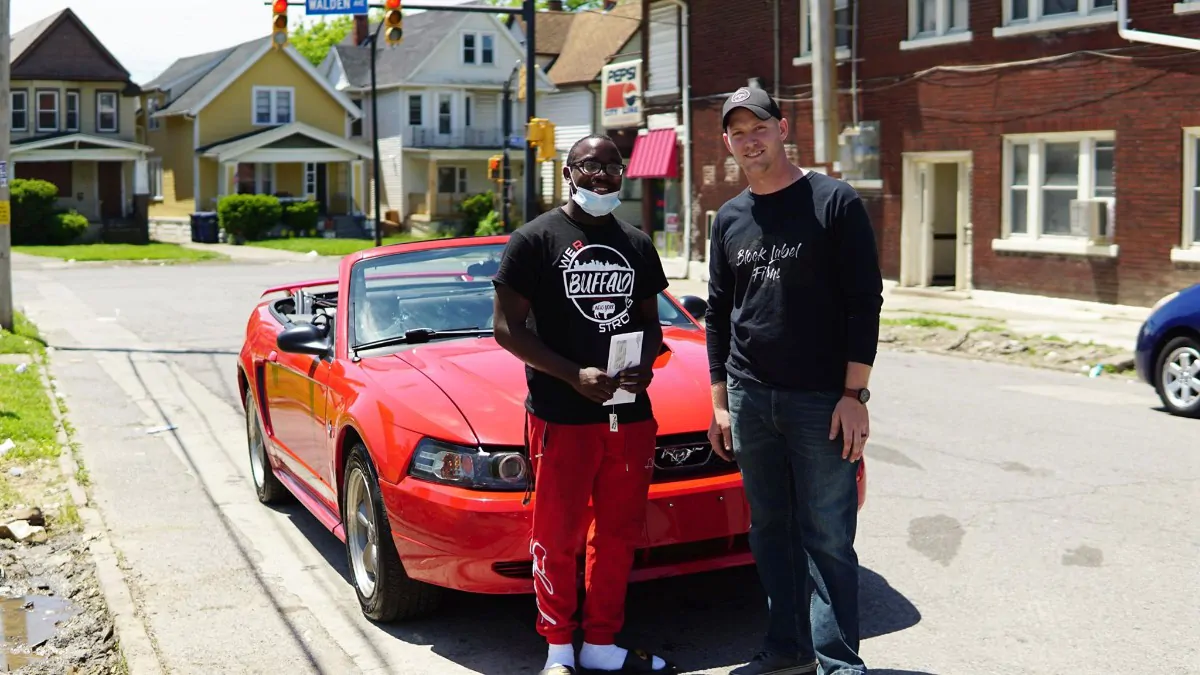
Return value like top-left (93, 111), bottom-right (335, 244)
top-left (659, 445), bottom-right (706, 466)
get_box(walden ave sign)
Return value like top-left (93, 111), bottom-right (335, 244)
top-left (306, 0), bottom-right (369, 14)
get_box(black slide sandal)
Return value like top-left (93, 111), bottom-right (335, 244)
top-left (578, 648), bottom-right (679, 675)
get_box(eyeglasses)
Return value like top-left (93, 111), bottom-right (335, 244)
top-left (571, 160), bottom-right (626, 177)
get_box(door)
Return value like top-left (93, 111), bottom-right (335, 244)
top-left (918, 164), bottom-right (934, 286)
top-left (316, 164), bottom-right (328, 213)
top-left (263, 349), bottom-right (330, 499)
top-left (98, 161), bottom-right (123, 220)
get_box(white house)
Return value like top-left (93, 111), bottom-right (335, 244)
top-left (321, 11), bottom-right (556, 230)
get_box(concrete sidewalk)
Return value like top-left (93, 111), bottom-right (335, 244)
top-left (665, 278), bottom-right (1150, 351)
top-left (177, 241), bottom-right (323, 262)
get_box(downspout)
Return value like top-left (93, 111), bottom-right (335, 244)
top-left (662, 0), bottom-right (692, 270)
top-left (773, 0), bottom-right (780, 100)
top-left (1118, 0), bottom-right (1200, 51)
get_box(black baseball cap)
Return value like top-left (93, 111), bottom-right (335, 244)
top-left (722, 87), bottom-right (783, 129)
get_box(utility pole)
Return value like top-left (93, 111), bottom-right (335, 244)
top-left (501, 62), bottom-right (519, 232)
top-left (368, 21), bottom-right (383, 247)
top-left (0, 0), bottom-right (13, 332)
top-left (522, 0), bottom-right (537, 224)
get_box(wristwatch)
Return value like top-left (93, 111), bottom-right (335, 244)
top-left (844, 387), bottom-right (870, 404)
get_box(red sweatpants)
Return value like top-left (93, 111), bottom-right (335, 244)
top-left (526, 412), bottom-right (658, 646)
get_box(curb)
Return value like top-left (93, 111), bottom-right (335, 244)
top-left (36, 353), bottom-right (165, 675)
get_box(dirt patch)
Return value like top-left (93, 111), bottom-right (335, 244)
top-left (0, 465), bottom-right (125, 674)
top-left (879, 316), bottom-right (1135, 377)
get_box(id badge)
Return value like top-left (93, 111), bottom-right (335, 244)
top-left (609, 412), bottom-right (618, 432)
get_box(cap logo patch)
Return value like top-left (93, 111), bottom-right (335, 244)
top-left (730, 88), bottom-right (751, 103)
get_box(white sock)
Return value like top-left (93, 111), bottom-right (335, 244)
top-left (579, 643), bottom-right (666, 671)
top-left (545, 643), bottom-right (575, 670)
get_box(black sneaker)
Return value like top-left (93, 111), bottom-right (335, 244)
top-left (730, 651), bottom-right (818, 675)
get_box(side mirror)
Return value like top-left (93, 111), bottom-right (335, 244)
top-left (277, 322), bottom-right (331, 357)
top-left (678, 295), bottom-right (708, 320)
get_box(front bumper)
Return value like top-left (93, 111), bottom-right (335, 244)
top-left (378, 471), bottom-right (751, 594)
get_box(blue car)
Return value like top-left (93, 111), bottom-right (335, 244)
top-left (1135, 283), bottom-right (1200, 418)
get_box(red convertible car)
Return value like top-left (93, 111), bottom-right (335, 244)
top-left (237, 234), bottom-right (866, 621)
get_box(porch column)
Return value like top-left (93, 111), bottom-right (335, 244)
top-left (219, 162), bottom-right (237, 200)
top-left (426, 158), bottom-right (438, 218)
top-left (351, 160), bottom-right (365, 216)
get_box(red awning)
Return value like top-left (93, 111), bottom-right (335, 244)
top-left (624, 129), bottom-right (679, 179)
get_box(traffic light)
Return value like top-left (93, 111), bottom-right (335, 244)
top-left (526, 118), bottom-right (556, 163)
top-left (488, 155), bottom-right (502, 181)
top-left (384, 0), bottom-right (403, 46)
top-left (271, 0), bottom-right (288, 49)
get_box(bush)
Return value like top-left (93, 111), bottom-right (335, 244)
top-left (218, 194), bottom-right (281, 243)
top-left (282, 200), bottom-right (320, 237)
top-left (459, 191), bottom-right (494, 232)
top-left (50, 210), bottom-right (89, 245)
top-left (9, 179), bottom-right (60, 245)
top-left (474, 210), bottom-right (503, 236)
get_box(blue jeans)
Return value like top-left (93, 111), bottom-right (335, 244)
top-left (727, 374), bottom-right (864, 675)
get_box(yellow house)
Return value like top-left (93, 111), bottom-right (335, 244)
top-left (6, 9), bottom-right (154, 226)
top-left (137, 35), bottom-right (372, 231)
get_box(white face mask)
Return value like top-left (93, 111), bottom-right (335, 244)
top-left (569, 179), bottom-right (621, 217)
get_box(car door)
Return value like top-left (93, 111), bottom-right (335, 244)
top-left (263, 349), bottom-right (326, 496)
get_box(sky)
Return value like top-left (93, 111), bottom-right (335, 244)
top-left (10, 0), bottom-right (478, 85)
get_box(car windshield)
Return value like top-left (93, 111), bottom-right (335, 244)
top-left (348, 242), bottom-right (697, 347)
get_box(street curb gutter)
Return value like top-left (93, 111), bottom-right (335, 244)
top-left (37, 356), bottom-right (165, 675)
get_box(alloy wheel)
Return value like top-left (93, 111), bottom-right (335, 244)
top-left (346, 467), bottom-right (378, 598)
top-left (1163, 345), bottom-right (1200, 409)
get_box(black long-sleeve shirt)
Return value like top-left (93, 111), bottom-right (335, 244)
top-left (705, 171), bottom-right (884, 391)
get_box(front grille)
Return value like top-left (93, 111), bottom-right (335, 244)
top-left (490, 533), bottom-right (750, 579)
top-left (652, 433), bottom-right (738, 482)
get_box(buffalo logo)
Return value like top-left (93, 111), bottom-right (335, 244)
top-left (559, 244), bottom-right (635, 326)
top-left (730, 87), bottom-right (751, 103)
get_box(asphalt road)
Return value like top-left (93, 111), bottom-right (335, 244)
top-left (11, 254), bottom-right (1200, 675)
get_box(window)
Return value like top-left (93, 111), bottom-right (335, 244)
top-left (305, 163), bottom-right (318, 198)
top-left (799, 0), bottom-right (851, 61)
top-left (37, 90), bottom-right (59, 132)
top-left (11, 91), bottom-right (27, 131)
top-left (236, 163), bottom-right (275, 195)
top-left (350, 98), bottom-right (362, 136)
top-left (906, 0), bottom-right (970, 44)
top-left (464, 94), bottom-right (473, 127)
top-left (437, 166), bottom-right (468, 193)
top-left (998, 0), bottom-right (1115, 36)
top-left (253, 87), bottom-right (293, 125)
top-left (146, 96), bottom-right (159, 131)
top-left (97, 91), bottom-right (118, 132)
top-left (438, 94), bottom-right (452, 135)
top-left (66, 91), bottom-right (80, 131)
top-left (1179, 129), bottom-right (1200, 262)
top-left (462, 32), bottom-right (495, 65)
top-left (147, 158), bottom-right (163, 199)
top-left (996, 132), bottom-right (1117, 256)
top-left (407, 94), bottom-right (423, 126)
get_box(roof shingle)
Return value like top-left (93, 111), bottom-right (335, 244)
top-left (547, 1), bottom-right (641, 86)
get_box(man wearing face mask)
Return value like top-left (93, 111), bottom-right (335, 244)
top-left (492, 135), bottom-right (674, 675)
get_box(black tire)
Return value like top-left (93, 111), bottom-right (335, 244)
top-left (342, 442), bottom-right (442, 621)
top-left (246, 388), bottom-right (290, 504)
top-left (1153, 335), bottom-right (1200, 418)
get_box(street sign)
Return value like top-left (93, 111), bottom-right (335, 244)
top-left (306, 0), bottom-right (368, 15)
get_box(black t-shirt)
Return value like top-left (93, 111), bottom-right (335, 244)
top-left (493, 207), bottom-right (670, 425)
top-left (705, 171), bottom-right (883, 392)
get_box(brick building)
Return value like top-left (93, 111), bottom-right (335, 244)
top-left (683, 0), bottom-right (1200, 306)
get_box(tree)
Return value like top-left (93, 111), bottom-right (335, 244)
top-left (291, 16), bottom-right (355, 67)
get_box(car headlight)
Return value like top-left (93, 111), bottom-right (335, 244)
top-left (407, 437), bottom-right (529, 490)
top-left (1151, 291), bottom-right (1179, 313)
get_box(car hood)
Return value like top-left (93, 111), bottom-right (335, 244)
top-left (373, 328), bottom-right (713, 447)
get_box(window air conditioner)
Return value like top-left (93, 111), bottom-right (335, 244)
top-left (1069, 198), bottom-right (1114, 244)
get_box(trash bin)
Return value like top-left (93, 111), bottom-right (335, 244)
top-left (190, 212), bottom-right (219, 244)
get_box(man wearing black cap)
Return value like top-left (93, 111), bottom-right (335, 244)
top-left (704, 87), bottom-right (883, 675)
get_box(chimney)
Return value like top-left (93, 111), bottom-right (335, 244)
top-left (354, 14), bottom-right (368, 46)
top-left (547, 0), bottom-right (563, 10)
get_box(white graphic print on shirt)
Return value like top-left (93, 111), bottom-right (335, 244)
top-left (557, 240), bottom-right (635, 334)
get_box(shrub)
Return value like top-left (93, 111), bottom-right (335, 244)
top-left (49, 210), bottom-right (89, 245)
top-left (9, 179), bottom-right (60, 245)
top-left (474, 210), bottom-right (503, 236)
top-left (218, 194), bottom-right (281, 242)
top-left (282, 200), bottom-right (320, 237)
top-left (459, 191), bottom-right (494, 232)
